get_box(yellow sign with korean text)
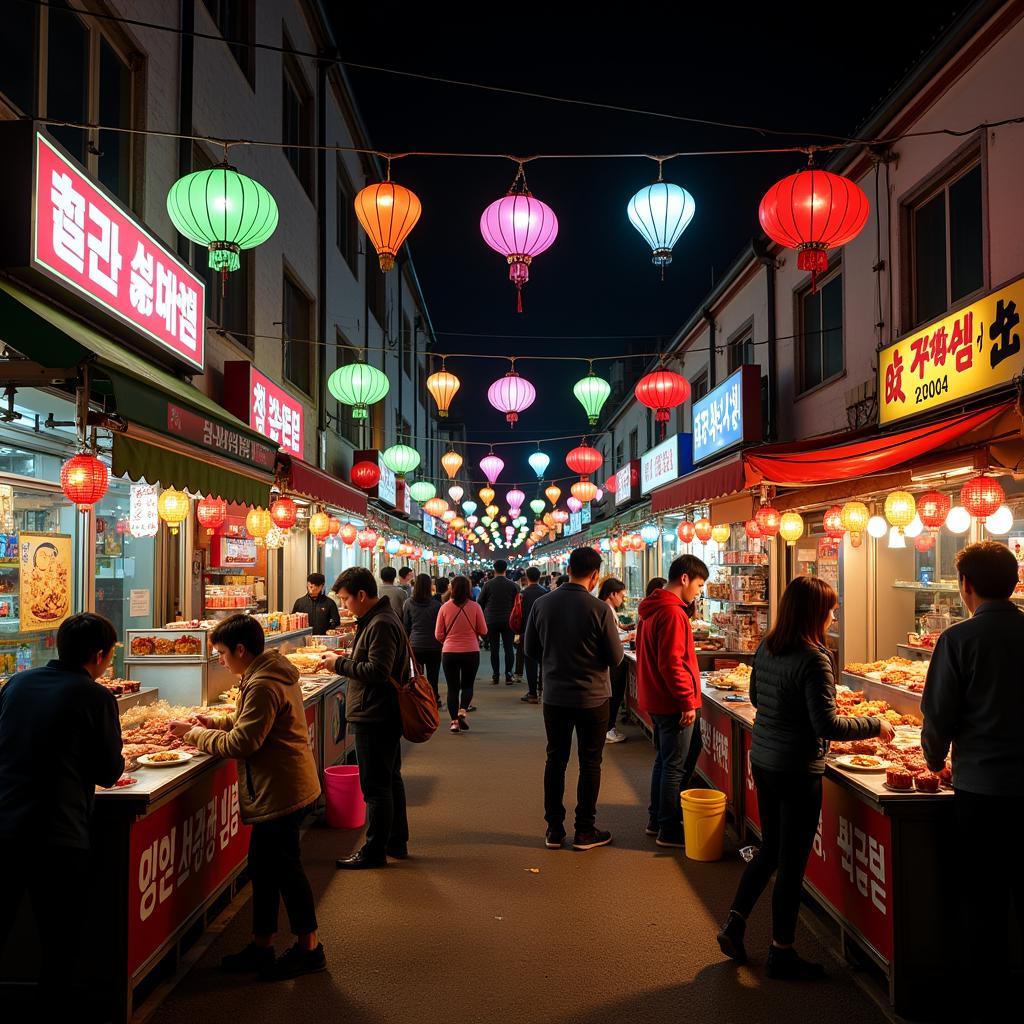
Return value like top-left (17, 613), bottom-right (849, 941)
top-left (878, 276), bottom-right (1024, 424)
top-left (18, 532), bottom-right (73, 633)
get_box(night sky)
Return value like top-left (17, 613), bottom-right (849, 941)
top-left (339, 6), bottom-right (971, 504)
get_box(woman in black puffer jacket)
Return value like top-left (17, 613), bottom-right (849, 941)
top-left (717, 576), bottom-right (894, 980)
top-left (402, 574), bottom-right (443, 707)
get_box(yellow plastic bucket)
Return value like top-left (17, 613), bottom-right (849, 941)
top-left (681, 788), bottom-right (727, 862)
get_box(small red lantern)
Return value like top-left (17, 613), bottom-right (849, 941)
top-left (351, 461), bottom-right (381, 490)
top-left (917, 490), bottom-right (951, 530)
top-left (604, 474), bottom-right (618, 495)
top-left (565, 444), bottom-right (603, 478)
top-left (914, 533), bottom-right (936, 553)
top-left (609, 537), bottom-right (621, 553)
top-left (755, 505), bottom-right (781, 538)
top-left (270, 496), bottom-right (298, 530)
top-left (329, 517), bottom-right (342, 537)
top-left (340, 522), bottom-right (358, 545)
top-left (634, 369), bottom-right (690, 437)
top-left (60, 452), bottom-right (109, 512)
top-left (357, 528), bottom-right (377, 550)
top-left (759, 163), bottom-right (869, 291)
top-left (631, 534), bottom-right (645, 552)
top-left (960, 474), bottom-right (1004, 519)
top-left (196, 496), bottom-right (228, 536)
top-left (677, 520), bottom-right (696, 544)
top-left (823, 505), bottom-right (846, 539)
top-left (694, 517), bottom-right (713, 543)
top-left (744, 518), bottom-right (762, 540)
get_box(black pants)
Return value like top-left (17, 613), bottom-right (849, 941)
top-left (248, 804), bottom-right (317, 937)
top-left (730, 767), bottom-right (822, 945)
top-left (515, 638), bottom-right (525, 677)
top-left (607, 658), bottom-right (629, 731)
top-left (353, 722), bottom-right (409, 859)
top-left (414, 648), bottom-right (442, 700)
top-left (524, 655), bottom-right (542, 696)
top-left (487, 624), bottom-right (515, 676)
top-left (543, 700), bottom-right (608, 833)
top-left (955, 789), bottom-right (1024, 1015)
top-left (442, 651), bottom-right (479, 720)
top-left (0, 844), bottom-right (90, 1012)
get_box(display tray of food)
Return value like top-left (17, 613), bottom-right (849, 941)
top-left (704, 663), bottom-right (752, 691)
top-left (844, 656), bottom-right (929, 694)
top-left (126, 629), bottom-right (205, 659)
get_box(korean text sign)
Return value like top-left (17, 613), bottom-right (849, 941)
top-left (224, 362), bottom-right (303, 455)
top-left (33, 133), bottom-right (205, 371)
top-left (878, 276), bottom-right (1024, 424)
top-left (641, 433), bottom-right (694, 494)
top-left (692, 366), bottom-right (760, 464)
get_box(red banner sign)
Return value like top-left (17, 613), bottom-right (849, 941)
top-left (741, 728), bottom-right (760, 830)
top-left (697, 700), bottom-right (733, 802)
top-left (127, 761), bottom-right (250, 975)
top-left (33, 133), bottom-right (205, 371)
top-left (802, 778), bottom-right (894, 961)
top-left (223, 362), bottom-right (304, 455)
top-left (168, 403), bottom-right (277, 471)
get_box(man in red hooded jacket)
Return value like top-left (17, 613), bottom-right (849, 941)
top-left (636, 553), bottom-right (709, 847)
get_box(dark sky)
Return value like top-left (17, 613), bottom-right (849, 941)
top-left (338, 6), bottom-right (972, 509)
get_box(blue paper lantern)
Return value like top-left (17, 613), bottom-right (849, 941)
top-left (640, 523), bottom-right (660, 546)
top-left (627, 181), bottom-right (696, 267)
top-left (386, 538), bottom-right (401, 555)
top-left (528, 451), bottom-right (550, 479)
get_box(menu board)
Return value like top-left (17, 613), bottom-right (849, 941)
top-left (18, 532), bottom-right (72, 633)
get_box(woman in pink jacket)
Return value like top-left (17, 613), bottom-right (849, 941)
top-left (434, 575), bottom-right (488, 733)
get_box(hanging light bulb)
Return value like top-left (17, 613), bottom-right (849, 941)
top-left (985, 505), bottom-right (1014, 535)
top-left (867, 515), bottom-right (888, 539)
top-left (904, 515), bottom-right (924, 539)
top-left (887, 526), bottom-right (906, 549)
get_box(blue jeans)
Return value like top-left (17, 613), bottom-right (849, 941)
top-left (648, 713), bottom-right (695, 835)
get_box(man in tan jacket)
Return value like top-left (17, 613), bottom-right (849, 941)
top-left (169, 614), bottom-right (323, 980)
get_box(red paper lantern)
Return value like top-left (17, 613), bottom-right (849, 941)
top-left (631, 534), bottom-right (645, 551)
top-left (340, 522), bottom-right (358, 545)
top-left (758, 164), bottom-right (869, 290)
top-left (677, 520), bottom-right (696, 544)
top-left (917, 490), bottom-right (951, 530)
top-left (270, 496), bottom-right (298, 530)
top-left (60, 452), bottom-right (109, 512)
top-left (565, 444), bottom-right (603, 478)
top-left (609, 537), bottom-right (621, 553)
top-left (357, 528), bottom-right (377, 550)
top-left (634, 369), bottom-right (690, 427)
top-left (196, 496), bottom-right (228, 535)
top-left (914, 533), bottom-right (936, 553)
top-left (329, 517), bottom-right (342, 537)
top-left (351, 461), bottom-right (381, 490)
top-left (755, 505), bottom-right (781, 537)
top-left (309, 511), bottom-right (332, 543)
top-left (823, 505), bottom-right (846, 539)
top-left (960, 474), bottom-right (1004, 519)
top-left (744, 518), bottom-right (762, 540)
top-left (694, 517), bottom-right (713, 543)
top-left (604, 474), bottom-right (618, 495)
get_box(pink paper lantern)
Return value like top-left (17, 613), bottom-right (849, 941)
top-left (506, 488), bottom-right (526, 510)
top-left (487, 369), bottom-right (536, 427)
top-left (567, 497), bottom-right (583, 513)
top-left (480, 454), bottom-right (505, 484)
top-left (480, 176), bottom-right (559, 312)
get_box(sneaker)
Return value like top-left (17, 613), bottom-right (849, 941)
top-left (221, 942), bottom-right (275, 974)
top-left (766, 945), bottom-right (826, 981)
top-left (656, 830), bottom-right (685, 848)
top-left (505, 673), bottom-right (514, 684)
top-left (457, 712), bottom-right (469, 731)
top-left (644, 819), bottom-right (659, 836)
top-left (491, 674), bottom-right (500, 685)
top-left (466, 704), bottom-right (477, 712)
top-left (572, 828), bottom-right (613, 851)
top-left (261, 942), bottom-right (327, 981)
top-left (545, 828), bottom-right (566, 849)
top-left (520, 694), bottom-right (539, 704)
top-left (450, 720), bottom-right (460, 733)
top-left (605, 728), bottom-right (627, 744)
top-left (716, 912), bottom-right (748, 965)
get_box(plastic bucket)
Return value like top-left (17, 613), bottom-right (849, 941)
top-left (681, 788), bottom-right (727, 862)
top-left (324, 765), bottom-right (365, 829)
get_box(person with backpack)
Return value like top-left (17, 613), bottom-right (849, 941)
top-left (435, 575), bottom-right (488, 733)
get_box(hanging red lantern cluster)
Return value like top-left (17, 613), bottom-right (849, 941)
top-left (357, 528), bottom-right (378, 550)
top-left (677, 520), bottom-right (696, 544)
top-left (270, 496), bottom-right (298, 530)
top-left (823, 505), bottom-right (846, 539)
top-left (960, 474), bottom-right (1004, 519)
top-left (196, 496), bottom-right (228, 536)
top-left (917, 490), bottom-right (951, 530)
top-left (634, 368), bottom-right (690, 438)
top-left (694, 517), bottom-right (713, 543)
top-left (755, 505), bottom-right (781, 537)
top-left (61, 452), bottom-right (109, 512)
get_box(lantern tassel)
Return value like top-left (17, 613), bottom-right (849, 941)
top-left (516, 283), bottom-right (523, 314)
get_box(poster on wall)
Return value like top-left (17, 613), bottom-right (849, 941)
top-left (0, 485), bottom-right (13, 534)
top-left (18, 532), bottom-right (72, 633)
top-left (130, 483), bottom-right (159, 538)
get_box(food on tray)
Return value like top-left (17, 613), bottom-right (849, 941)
top-left (175, 634), bottom-right (202, 654)
top-left (907, 631), bottom-right (941, 649)
top-left (705, 664), bottom-right (752, 691)
top-left (285, 651), bottom-right (325, 673)
top-left (297, 644), bottom-right (329, 654)
top-left (98, 677), bottom-right (141, 696)
top-left (914, 772), bottom-right (940, 792)
top-left (835, 689), bottom-right (919, 726)
top-left (850, 755), bottom-right (883, 768)
top-left (148, 751), bottom-right (184, 763)
top-left (153, 637), bottom-right (174, 655)
top-left (130, 636), bottom-right (156, 656)
top-left (886, 767), bottom-right (913, 790)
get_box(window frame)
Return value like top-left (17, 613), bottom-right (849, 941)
top-left (795, 262), bottom-right (845, 397)
top-left (335, 155), bottom-right (359, 272)
top-left (900, 139), bottom-right (988, 331)
top-left (281, 267), bottom-right (316, 397)
top-left (281, 35), bottom-right (314, 198)
top-left (200, 0), bottom-right (255, 89)
top-left (726, 318), bottom-right (755, 374)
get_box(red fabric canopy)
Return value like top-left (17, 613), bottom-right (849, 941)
top-left (285, 457), bottom-right (367, 516)
top-left (651, 454), bottom-right (746, 513)
top-left (743, 404), bottom-right (1009, 487)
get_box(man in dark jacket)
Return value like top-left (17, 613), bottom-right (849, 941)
top-left (479, 559), bottom-right (519, 683)
top-left (324, 567), bottom-right (409, 869)
top-left (518, 567), bottom-right (548, 704)
top-left (292, 572), bottom-right (340, 636)
top-left (524, 547), bottom-right (624, 851)
top-left (0, 613), bottom-right (123, 1012)
top-left (922, 542), bottom-right (1024, 1013)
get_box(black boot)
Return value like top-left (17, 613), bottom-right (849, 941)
top-left (716, 911), bottom-right (747, 964)
top-left (766, 944), bottom-right (825, 980)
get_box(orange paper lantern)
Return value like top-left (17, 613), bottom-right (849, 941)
top-left (354, 179), bottom-right (422, 272)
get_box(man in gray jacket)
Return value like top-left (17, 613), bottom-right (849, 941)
top-left (524, 547), bottom-right (624, 852)
top-left (323, 567), bottom-right (410, 869)
top-left (378, 566), bottom-right (408, 617)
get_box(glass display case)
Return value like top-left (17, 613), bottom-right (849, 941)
top-left (702, 525), bottom-right (770, 656)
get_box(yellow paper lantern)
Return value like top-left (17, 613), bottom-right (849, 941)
top-left (245, 506), bottom-right (272, 545)
top-left (479, 486), bottom-right (495, 506)
top-left (840, 500), bottom-right (869, 547)
top-left (545, 485), bottom-right (561, 506)
top-left (884, 490), bottom-right (916, 533)
top-left (424, 497), bottom-right (449, 518)
top-left (426, 363), bottom-right (460, 418)
top-left (157, 487), bottom-right (190, 535)
top-left (711, 523), bottom-right (731, 545)
top-left (486, 504), bottom-right (499, 518)
top-left (309, 511), bottom-right (331, 543)
top-left (779, 512), bottom-right (804, 546)
top-left (570, 480), bottom-right (599, 504)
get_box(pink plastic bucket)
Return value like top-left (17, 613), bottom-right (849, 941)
top-left (324, 765), bottom-right (365, 829)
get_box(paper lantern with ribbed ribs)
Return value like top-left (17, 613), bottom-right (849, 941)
top-left (424, 498), bottom-right (449, 518)
top-left (441, 449), bottom-right (463, 479)
top-left (408, 481), bottom-right (436, 504)
top-left (755, 505), bottom-right (782, 537)
top-left (627, 181), bottom-right (696, 268)
top-left (573, 370), bottom-right (612, 426)
top-left (545, 485), bottom-right (561, 506)
top-left (329, 362), bottom-right (389, 420)
top-left (565, 444), bottom-right (603, 478)
top-left (779, 512), bottom-right (804, 546)
top-left (917, 490), bottom-right (952, 530)
top-left (960, 474), bottom-right (1004, 519)
top-left (823, 505), bottom-right (845, 539)
top-left (487, 370), bottom-right (536, 427)
top-left (694, 518), bottom-right (713, 543)
top-left (382, 444), bottom-right (420, 478)
top-left (309, 511), bottom-right (331, 543)
top-left (635, 369), bottom-right (690, 434)
top-left (340, 522), bottom-right (358, 545)
top-left (480, 455), bottom-right (504, 484)
top-left (60, 452), bottom-right (109, 512)
top-left (354, 179), bottom-right (421, 272)
top-left (270, 496), bottom-right (298, 530)
top-left (351, 461), bottom-right (381, 490)
top-left (426, 364), bottom-right (460, 418)
top-left (196, 496), bottom-right (227, 535)
top-left (571, 480), bottom-right (598, 504)
top-left (677, 521), bottom-right (696, 544)
top-left (158, 488), bottom-right (190, 535)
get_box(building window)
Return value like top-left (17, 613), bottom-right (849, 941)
top-left (283, 273), bottom-right (314, 395)
top-left (691, 372), bottom-right (709, 403)
top-left (615, 441), bottom-right (624, 469)
top-left (365, 249), bottom-right (387, 328)
top-left (282, 49), bottom-right (313, 197)
top-left (191, 146), bottom-right (251, 345)
top-left (201, 0), bottom-right (254, 86)
top-left (629, 428), bottom-right (639, 462)
top-left (728, 332), bottom-right (754, 373)
top-left (402, 315), bottom-right (413, 379)
top-left (906, 158), bottom-right (983, 326)
top-left (333, 334), bottom-right (364, 447)
top-left (798, 267), bottom-right (844, 392)
top-left (0, 2), bottom-right (38, 118)
top-left (336, 158), bottom-right (358, 271)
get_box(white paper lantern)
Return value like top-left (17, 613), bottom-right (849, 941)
top-left (904, 515), bottom-right (924, 538)
top-left (985, 505), bottom-right (1014, 535)
top-left (867, 515), bottom-right (888, 539)
top-left (946, 506), bottom-right (971, 534)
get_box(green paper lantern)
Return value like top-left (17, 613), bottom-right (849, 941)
top-left (573, 370), bottom-right (612, 426)
top-left (481, 515), bottom-right (492, 527)
top-left (529, 498), bottom-right (546, 516)
top-left (166, 164), bottom-right (279, 276)
top-left (328, 362), bottom-right (390, 420)
top-left (408, 480), bottom-right (436, 503)
top-left (382, 443), bottom-right (420, 477)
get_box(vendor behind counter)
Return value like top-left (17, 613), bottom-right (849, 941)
top-left (292, 573), bottom-right (340, 636)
